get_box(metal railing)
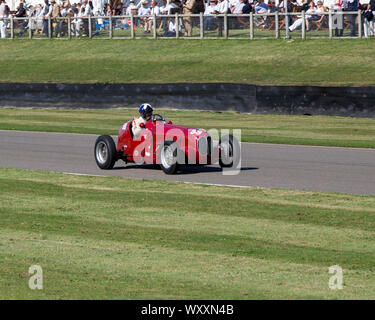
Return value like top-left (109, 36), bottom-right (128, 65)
top-left (1, 10), bottom-right (366, 40)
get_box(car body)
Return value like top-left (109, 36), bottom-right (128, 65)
top-left (94, 113), bottom-right (238, 174)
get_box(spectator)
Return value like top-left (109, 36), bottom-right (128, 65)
top-left (34, 4), bottom-right (44, 35)
top-left (346, 0), bottom-right (358, 36)
top-left (150, 1), bottom-right (160, 16)
top-left (229, 0), bottom-right (240, 12)
top-left (80, 0), bottom-right (92, 36)
top-left (126, 0), bottom-right (136, 13)
top-left (73, 4), bottom-right (83, 36)
top-left (215, 0), bottom-right (229, 13)
top-left (254, 0), bottom-right (268, 13)
top-left (14, 2), bottom-right (26, 17)
top-left (236, 0), bottom-right (251, 27)
top-left (230, 0), bottom-right (244, 13)
top-left (204, 0), bottom-right (217, 30)
top-left (214, 0), bottom-right (229, 36)
top-left (268, 0), bottom-right (278, 12)
top-left (114, 2), bottom-right (123, 14)
top-left (167, 0), bottom-right (182, 14)
top-left (159, 0), bottom-right (168, 13)
top-left (52, 0), bottom-right (62, 37)
top-left (289, 0), bottom-right (323, 31)
top-left (241, 0), bottom-right (252, 13)
top-left (182, 0), bottom-right (197, 37)
top-left (105, 2), bottom-right (112, 14)
top-left (0, 0), bottom-right (8, 38)
top-left (144, 0), bottom-right (159, 32)
top-left (158, 0), bottom-right (168, 34)
top-left (13, 2), bottom-right (27, 36)
top-left (138, 0), bottom-right (151, 33)
top-left (41, 0), bottom-right (53, 37)
top-left (329, 0), bottom-right (343, 36)
top-left (363, 2), bottom-right (374, 37)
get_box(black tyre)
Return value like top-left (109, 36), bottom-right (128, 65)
top-left (219, 134), bottom-right (240, 168)
top-left (159, 141), bottom-right (179, 174)
top-left (94, 135), bottom-right (117, 169)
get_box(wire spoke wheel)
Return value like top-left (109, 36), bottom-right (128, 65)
top-left (96, 141), bottom-right (108, 164)
top-left (161, 145), bottom-right (174, 169)
top-left (159, 141), bottom-right (179, 174)
top-left (94, 135), bottom-right (117, 170)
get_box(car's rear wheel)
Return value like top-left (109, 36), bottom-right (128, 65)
top-left (159, 141), bottom-right (179, 174)
top-left (95, 135), bottom-right (117, 169)
top-left (219, 134), bottom-right (240, 168)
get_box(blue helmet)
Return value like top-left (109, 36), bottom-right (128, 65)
top-left (139, 103), bottom-right (153, 119)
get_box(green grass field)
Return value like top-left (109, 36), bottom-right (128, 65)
top-left (0, 39), bottom-right (375, 85)
top-left (1, 168), bottom-right (375, 299)
top-left (1, 107), bottom-right (375, 148)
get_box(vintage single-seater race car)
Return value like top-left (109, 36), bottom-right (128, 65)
top-left (94, 113), bottom-right (240, 174)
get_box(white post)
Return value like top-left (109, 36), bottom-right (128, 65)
top-left (29, 17), bottom-right (32, 39)
top-left (175, 12), bottom-right (179, 38)
top-left (301, 10), bottom-right (305, 39)
top-left (153, 14), bottom-right (157, 38)
top-left (329, 10), bottom-right (332, 38)
top-left (285, 0), bottom-right (290, 39)
top-left (275, 11), bottom-right (279, 39)
top-left (10, 16), bottom-right (14, 39)
top-left (130, 14), bottom-right (134, 38)
top-left (250, 13), bottom-right (254, 39)
top-left (48, 16), bottom-right (51, 38)
top-left (88, 16), bottom-right (92, 38)
top-left (68, 16), bottom-right (71, 39)
top-left (224, 13), bottom-right (228, 38)
top-left (109, 15), bottom-right (113, 38)
top-left (200, 12), bottom-right (203, 38)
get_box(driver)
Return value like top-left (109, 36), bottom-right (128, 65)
top-left (132, 103), bottom-right (153, 139)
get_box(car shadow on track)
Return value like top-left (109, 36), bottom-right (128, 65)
top-left (177, 166), bottom-right (258, 175)
top-left (112, 164), bottom-right (258, 174)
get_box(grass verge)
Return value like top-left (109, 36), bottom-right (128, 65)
top-left (0, 39), bottom-right (375, 85)
top-left (1, 107), bottom-right (375, 148)
top-left (1, 167), bottom-right (375, 299)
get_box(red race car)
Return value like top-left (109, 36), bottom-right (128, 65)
top-left (94, 113), bottom-right (240, 174)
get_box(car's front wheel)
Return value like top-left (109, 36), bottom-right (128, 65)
top-left (159, 141), bottom-right (179, 174)
top-left (94, 135), bottom-right (117, 169)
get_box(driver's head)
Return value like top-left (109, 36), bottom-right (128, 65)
top-left (139, 103), bottom-right (153, 121)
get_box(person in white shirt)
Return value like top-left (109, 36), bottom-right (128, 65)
top-left (73, 4), bottom-right (83, 36)
top-left (159, 0), bottom-right (168, 13)
top-left (230, 0), bottom-right (244, 13)
top-left (149, 0), bottom-right (160, 32)
top-left (158, 0), bottom-right (168, 33)
top-left (132, 104), bottom-right (153, 139)
top-left (0, 0), bottom-right (9, 38)
top-left (289, 0), bottom-right (324, 31)
top-left (92, 0), bottom-right (105, 14)
top-left (216, 0), bottom-right (229, 13)
top-left (126, 0), bottom-right (138, 14)
top-left (138, 0), bottom-right (151, 32)
top-left (213, 0), bottom-right (228, 35)
top-left (204, 0), bottom-right (217, 30)
top-left (228, 0), bottom-right (240, 10)
top-left (80, 0), bottom-right (91, 36)
top-left (150, 0), bottom-right (160, 14)
top-left (167, 0), bottom-right (181, 14)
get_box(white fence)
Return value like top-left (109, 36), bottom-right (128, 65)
top-left (1, 11), bottom-right (368, 40)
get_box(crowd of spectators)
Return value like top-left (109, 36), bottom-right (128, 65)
top-left (0, 0), bottom-right (374, 38)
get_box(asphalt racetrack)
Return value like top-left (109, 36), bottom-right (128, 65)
top-left (1, 130), bottom-right (374, 195)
